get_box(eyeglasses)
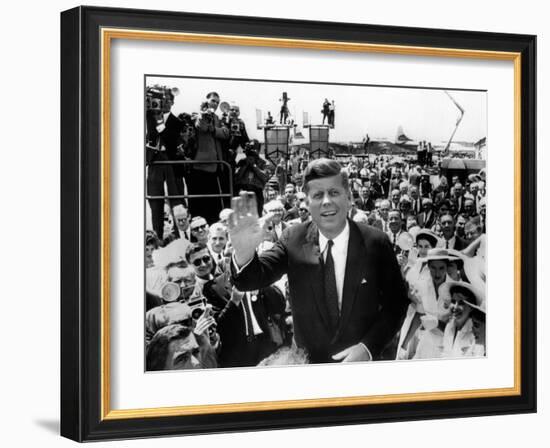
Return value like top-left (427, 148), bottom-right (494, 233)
top-left (191, 224), bottom-right (207, 232)
top-left (192, 255), bottom-right (212, 267)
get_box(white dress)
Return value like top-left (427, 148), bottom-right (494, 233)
top-left (396, 262), bottom-right (451, 360)
top-left (410, 274), bottom-right (454, 360)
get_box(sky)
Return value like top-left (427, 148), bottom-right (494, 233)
top-left (147, 75), bottom-right (487, 144)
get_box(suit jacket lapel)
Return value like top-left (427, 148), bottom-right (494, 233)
top-left (302, 223), bottom-right (332, 332)
top-left (336, 221), bottom-right (368, 339)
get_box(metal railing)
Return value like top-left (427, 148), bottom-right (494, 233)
top-left (146, 159), bottom-right (233, 201)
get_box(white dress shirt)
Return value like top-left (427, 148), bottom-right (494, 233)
top-left (243, 292), bottom-right (264, 336)
top-left (208, 246), bottom-right (226, 273)
top-left (233, 220), bottom-right (371, 360)
top-left (155, 111), bottom-right (172, 133)
top-left (386, 229), bottom-right (403, 246)
top-left (318, 221), bottom-right (350, 311)
top-left (438, 236), bottom-right (456, 249)
top-left (273, 222), bottom-right (284, 239)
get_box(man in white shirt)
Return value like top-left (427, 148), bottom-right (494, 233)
top-left (438, 213), bottom-right (468, 250)
top-left (186, 242), bottom-right (215, 297)
top-left (386, 209), bottom-right (405, 249)
top-left (378, 199), bottom-right (391, 232)
top-left (172, 204), bottom-right (191, 241)
top-left (208, 222), bottom-right (228, 274)
top-left (287, 201), bottom-right (312, 226)
top-left (189, 216), bottom-right (209, 244)
top-left (264, 199), bottom-right (287, 240)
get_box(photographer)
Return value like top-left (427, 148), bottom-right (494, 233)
top-left (146, 86), bottom-right (185, 241)
top-left (234, 140), bottom-right (270, 215)
top-left (221, 103), bottom-right (249, 208)
top-left (187, 91), bottom-right (230, 224)
top-left (223, 104), bottom-right (250, 153)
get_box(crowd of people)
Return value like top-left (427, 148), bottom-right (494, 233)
top-left (144, 86), bottom-right (487, 371)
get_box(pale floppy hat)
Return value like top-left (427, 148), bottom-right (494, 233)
top-left (439, 280), bottom-right (485, 314)
top-left (415, 229), bottom-right (440, 248)
top-left (423, 248), bottom-right (460, 263)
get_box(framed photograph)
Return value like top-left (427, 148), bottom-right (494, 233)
top-left (60, 6), bottom-right (536, 442)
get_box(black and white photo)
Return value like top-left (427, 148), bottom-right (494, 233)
top-left (144, 76), bottom-right (488, 370)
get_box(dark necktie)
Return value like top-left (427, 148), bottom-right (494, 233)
top-left (445, 240), bottom-right (449, 249)
top-left (323, 240), bottom-right (339, 329)
top-left (242, 293), bottom-right (255, 337)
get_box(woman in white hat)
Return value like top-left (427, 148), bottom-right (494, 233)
top-left (438, 281), bottom-right (486, 357)
top-left (407, 248), bottom-right (464, 360)
top-left (396, 246), bottom-right (454, 360)
top-left (403, 229), bottom-right (441, 280)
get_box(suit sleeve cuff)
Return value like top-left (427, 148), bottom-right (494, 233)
top-left (231, 253), bottom-right (254, 274)
top-left (358, 342), bottom-right (373, 361)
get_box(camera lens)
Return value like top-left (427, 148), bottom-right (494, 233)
top-left (192, 308), bottom-right (204, 320)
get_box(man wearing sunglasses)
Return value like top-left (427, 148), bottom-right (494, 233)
top-left (287, 201), bottom-right (311, 226)
top-left (184, 242), bottom-right (216, 300)
top-left (185, 242), bottom-right (284, 367)
top-left (189, 216), bottom-right (209, 245)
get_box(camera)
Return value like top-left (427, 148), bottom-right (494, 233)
top-left (245, 140), bottom-right (260, 159)
top-left (229, 118), bottom-right (241, 136)
top-left (187, 295), bottom-right (207, 320)
top-left (219, 102), bottom-right (242, 136)
top-left (245, 149), bottom-right (259, 161)
top-left (200, 101), bottom-right (216, 115)
top-left (228, 106), bottom-right (242, 136)
top-left (175, 112), bottom-right (197, 158)
top-left (146, 85), bottom-right (177, 112)
top-left (146, 95), bottom-right (164, 111)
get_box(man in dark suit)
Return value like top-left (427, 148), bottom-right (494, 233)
top-left (450, 182), bottom-right (466, 214)
top-left (146, 90), bottom-right (185, 241)
top-left (264, 199), bottom-right (288, 241)
top-left (188, 91), bottom-right (230, 223)
top-left (355, 186), bottom-right (375, 212)
top-left (417, 198), bottom-right (436, 229)
top-left (229, 159), bottom-right (408, 364)
top-left (439, 213), bottom-right (468, 250)
top-left (212, 285), bottom-right (286, 368)
top-left (409, 186), bottom-right (422, 216)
